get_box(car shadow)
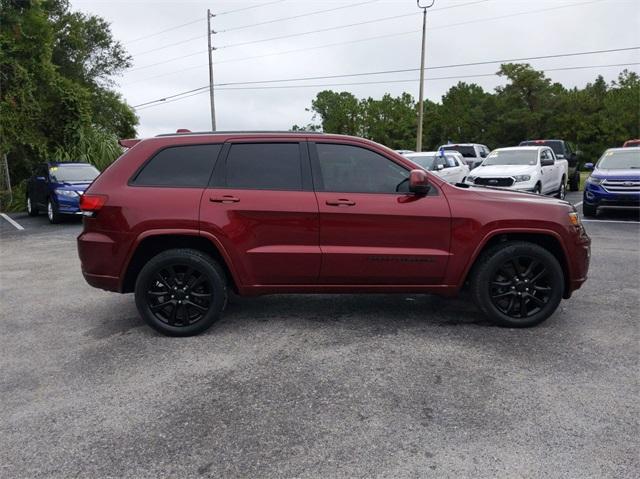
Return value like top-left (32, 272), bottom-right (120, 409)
top-left (583, 207), bottom-right (640, 222)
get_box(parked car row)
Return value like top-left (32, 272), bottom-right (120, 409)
top-left (400, 140), bottom-right (571, 199)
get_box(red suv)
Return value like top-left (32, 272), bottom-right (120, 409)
top-left (78, 131), bottom-right (590, 336)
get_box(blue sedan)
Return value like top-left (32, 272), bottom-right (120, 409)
top-left (26, 162), bottom-right (100, 223)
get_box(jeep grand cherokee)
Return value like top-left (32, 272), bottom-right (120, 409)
top-left (78, 131), bottom-right (590, 336)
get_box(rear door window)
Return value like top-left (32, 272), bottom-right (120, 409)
top-left (132, 144), bottom-right (222, 187)
top-left (225, 143), bottom-right (302, 190)
top-left (441, 145), bottom-right (477, 158)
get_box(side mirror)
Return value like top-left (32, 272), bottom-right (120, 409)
top-left (541, 158), bottom-right (554, 166)
top-left (436, 163), bottom-right (444, 170)
top-left (409, 169), bottom-right (430, 195)
top-left (584, 162), bottom-right (594, 170)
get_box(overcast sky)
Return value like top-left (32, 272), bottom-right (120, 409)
top-left (71, 0), bottom-right (640, 138)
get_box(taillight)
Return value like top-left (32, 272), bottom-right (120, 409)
top-left (79, 194), bottom-right (108, 215)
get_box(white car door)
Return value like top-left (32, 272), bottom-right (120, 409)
top-left (456, 157), bottom-right (470, 183)
top-left (540, 149), bottom-right (556, 194)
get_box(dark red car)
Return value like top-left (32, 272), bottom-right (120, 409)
top-left (78, 131), bottom-right (590, 336)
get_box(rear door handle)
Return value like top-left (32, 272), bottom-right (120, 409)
top-left (210, 195), bottom-right (240, 203)
top-left (325, 199), bottom-right (355, 206)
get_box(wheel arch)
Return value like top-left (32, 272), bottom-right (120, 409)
top-left (121, 232), bottom-right (239, 294)
top-left (462, 230), bottom-right (571, 298)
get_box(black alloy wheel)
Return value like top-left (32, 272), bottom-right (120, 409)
top-left (147, 264), bottom-right (213, 327)
top-left (135, 249), bottom-right (227, 336)
top-left (470, 241), bottom-right (564, 327)
top-left (489, 256), bottom-right (552, 319)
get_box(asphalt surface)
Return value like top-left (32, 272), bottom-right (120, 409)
top-left (1, 192), bottom-right (639, 478)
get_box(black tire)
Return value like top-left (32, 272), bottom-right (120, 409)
top-left (470, 241), bottom-right (564, 328)
top-left (533, 183), bottom-right (541, 194)
top-left (582, 201), bottom-right (597, 217)
top-left (569, 171), bottom-right (580, 191)
top-left (134, 248), bottom-right (227, 336)
top-left (47, 198), bottom-right (62, 224)
top-left (555, 177), bottom-right (567, 199)
top-left (26, 194), bottom-right (38, 216)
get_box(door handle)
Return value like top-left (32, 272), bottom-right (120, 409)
top-left (210, 195), bottom-right (240, 203)
top-left (325, 199), bottom-right (355, 206)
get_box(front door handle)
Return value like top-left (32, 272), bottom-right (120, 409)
top-left (210, 195), bottom-right (240, 203)
top-left (325, 199), bottom-right (355, 206)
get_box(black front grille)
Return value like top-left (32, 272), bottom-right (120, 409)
top-left (474, 177), bottom-right (514, 187)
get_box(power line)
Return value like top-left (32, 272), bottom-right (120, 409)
top-left (130, 46), bottom-right (640, 107)
top-left (122, 0), bottom-right (287, 47)
top-left (125, 0), bottom-right (601, 73)
top-left (217, 0), bottom-right (382, 33)
top-left (134, 62), bottom-right (639, 111)
top-left (131, 34), bottom-right (205, 57)
top-left (129, 0), bottom-right (382, 58)
top-left (122, 18), bottom-right (203, 45)
top-left (215, 0), bottom-right (288, 16)
top-left (217, 0), bottom-right (600, 50)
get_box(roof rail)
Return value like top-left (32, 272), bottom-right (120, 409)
top-left (155, 130), bottom-right (324, 137)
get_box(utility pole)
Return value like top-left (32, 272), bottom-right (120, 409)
top-left (416, 0), bottom-right (435, 152)
top-left (207, 9), bottom-right (217, 131)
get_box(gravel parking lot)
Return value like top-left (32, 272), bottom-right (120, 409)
top-left (1, 194), bottom-right (639, 478)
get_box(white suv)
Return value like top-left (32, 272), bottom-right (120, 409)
top-left (438, 143), bottom-right (490, 169)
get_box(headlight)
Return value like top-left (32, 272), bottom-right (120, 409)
top-left (586, 176), bottom-right (604, 185)
top-left (568, 211), bottom-right (581, 227)
top-left (55, 189), bottom-right (78, 197)
top-left (513, 175), bottom-right (531, 182)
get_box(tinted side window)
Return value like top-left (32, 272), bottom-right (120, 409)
top-left (133, 144), bottom-right (221, 187)
top-left (226, 143), bottom-right (302, 190)
top-left (315, 143), bottom-right (409, 193)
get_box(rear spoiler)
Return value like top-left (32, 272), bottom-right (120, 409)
top-left (118, 138), bottom-right (141, 148)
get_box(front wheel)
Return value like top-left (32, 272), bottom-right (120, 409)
top-left (134, 248), bottom-right (227, 336)
top-left (47, 199), bottom-right (62, 224)
top-left (533, 183), bottom-right (541, 194)
top-left (470, 241), bottom-right (564, 328)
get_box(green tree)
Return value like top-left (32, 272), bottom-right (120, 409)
top-left (0, 0), bottom-right (137, 208)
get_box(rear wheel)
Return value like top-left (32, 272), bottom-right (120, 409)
top-left (556, 177), bottom-right (566, 199)
top-left (27, 195), bottom-right (38, 216)
top-left (470, 241), bottom-right (564, 328)
top-left (134, 248), bottom-right (227, 336)
top-left (569, 171), bottom-right (580, 191)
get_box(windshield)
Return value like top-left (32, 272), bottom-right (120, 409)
top-left (441, 145), bottom-right (476, 158)
top-left (597, 150), bottom-right (640, 169)
top-left (49, 165), bottom-right (100, 182)
top-left (483, 150), bottom-right (538, 166)
top-left (406, 154), bottom-right (437, 170)
top-left (520, 140), bottom-right (564, 155)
